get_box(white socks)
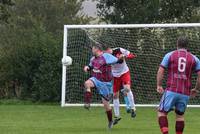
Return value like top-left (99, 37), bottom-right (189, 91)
top-left (113, 99), bottom-right (120, 117)
top-left (127, 90), bottom-right (136, 110)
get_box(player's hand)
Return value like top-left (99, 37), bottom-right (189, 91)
top-left (157, 86), bottom-right (164, 94)
top-left (190, 88), bottom-right (199, 98)
top-left (84, 66), bottom-right (89, 72)
top-left (118, 54), bottom-right (125, 60)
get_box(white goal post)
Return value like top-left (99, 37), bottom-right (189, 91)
top-left (61, 23), bottom-right (200, 107)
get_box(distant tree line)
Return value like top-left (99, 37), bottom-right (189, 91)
top-left (0, 0), bottom-right (200, 103)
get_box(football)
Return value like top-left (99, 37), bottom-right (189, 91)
top-left (62, 56), bottom-right (72, 66)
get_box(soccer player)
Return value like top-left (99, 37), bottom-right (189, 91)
top-left (83, 43), bottom-right (123, 129)
top-left (157, 36), bottom-right (200, 134)
top-left (105, 47), bottom-right (137, 124)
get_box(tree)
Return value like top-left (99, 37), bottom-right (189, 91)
top-left (97, 0), bottom-right (159, 24)
top-left (0, 0), bottom-right (14, 23)
top-left (159, 0), bottom-right (200, 23)
top-left (0, 0), bottom-right (90, 101)
top-left (96, 0), bottom-right (200, 23)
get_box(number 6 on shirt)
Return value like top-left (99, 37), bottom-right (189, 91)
top-left (178, 57), bottom-right (186, 72)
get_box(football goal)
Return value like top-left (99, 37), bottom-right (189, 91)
top-left (61, 23), bottom-right (200, 107)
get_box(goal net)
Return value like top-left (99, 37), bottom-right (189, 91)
top-left (61, 24), bottom-right (200, 107)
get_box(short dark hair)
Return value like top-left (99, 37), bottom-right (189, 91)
top-left (92, 42), bottom-right (110, 51)
top-left (177, 36), bottom-right (188, 48)
top-left (92, 43), bottom-right (103, 50)
top-left (102, 44), bottom-right (111, 50)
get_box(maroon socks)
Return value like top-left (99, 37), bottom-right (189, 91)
top-left (106, 110), bottom-right (113, 122)
top-left (158, 116), bottom-right (169, 134)
top-left (176, 121), bottom-right (184, 134)
top-left (84, 91), bottom-right (92, 104)
top-left (159, 116), bottom-right (185, 134)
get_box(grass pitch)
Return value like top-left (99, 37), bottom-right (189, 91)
top-left (0, 105), bottom-right (200, 134)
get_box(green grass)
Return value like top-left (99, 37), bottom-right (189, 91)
top-left (0, 105), bottom-right (200, 134)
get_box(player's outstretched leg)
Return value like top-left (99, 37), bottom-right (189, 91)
top-left (102, 98), bottom-right (113, 129)
top-left (122, 85), bottom-right (136, 118)
top-left (175, 112), bottom-right (185, 134)
top-left (123, 94), bottom-right (131, 113)
top-left (113, 92), bottom-right (121, 125)
top-left (158, 112), bottom-right (169, 134)
top-left (127, 90), bottom-right (136, 118)
top-left (84, 80), bottom-right (94, 110)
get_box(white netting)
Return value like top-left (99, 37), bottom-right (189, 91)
top-left (62, 24), bottom-right (200, 106)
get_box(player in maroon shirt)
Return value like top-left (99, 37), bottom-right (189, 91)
top-left (156, 36), bottom-right (200, 134)
top-left (83, 43), bottom-right (123, 129)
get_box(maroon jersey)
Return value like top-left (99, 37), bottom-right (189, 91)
top-left (160, 49), bottom-right (200, 96)
top-left (89, 53), bottom-right (118, 82)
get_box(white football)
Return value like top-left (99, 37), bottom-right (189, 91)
top-left (62, 56), bottom-right (72, 66)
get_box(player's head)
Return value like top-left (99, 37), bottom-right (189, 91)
top-left (92, 43), bottom-right (103, 56)
top-left (177, 36), bottom-right (188, 49)
top-left (104, 45), bottom-right (113, 54)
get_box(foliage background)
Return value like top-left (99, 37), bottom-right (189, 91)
top-left (0, 0), bottom-right (200, 103)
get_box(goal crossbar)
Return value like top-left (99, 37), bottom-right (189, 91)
top-left (64, 23), bottom-right (200, 29)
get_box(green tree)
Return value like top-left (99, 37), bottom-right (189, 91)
top-left (0, 0), bottom-right (14, 23)
top-left (159, 0), bottom-right (200, 22)
top-left (0, 0), bottom-right (90, 102)
top-left (97, 0), bottom-right (159, 23)
top-left (97, 0), bottom-right (200, 23)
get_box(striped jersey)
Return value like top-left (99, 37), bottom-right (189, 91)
top-left (89, 53), bottom-right (118, 82)
top-left (112, 48), bottom-right (135, 77)
top-left (160, 49), bottom-right (200, 96)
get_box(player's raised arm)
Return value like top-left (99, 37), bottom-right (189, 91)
top-left (103, 53), bottom-right (123, 65)
top-left (83, 57), bottom-right (94, 72)
top-left (119, 48), bottom-right (137, 59)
